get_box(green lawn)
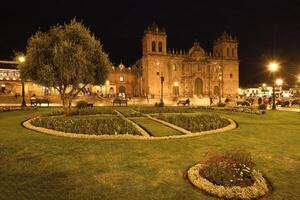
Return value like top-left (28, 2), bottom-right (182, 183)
top-left (0, 108), bottom-right (299, 200)
top-left (131, 117), bottom-right (182, 136)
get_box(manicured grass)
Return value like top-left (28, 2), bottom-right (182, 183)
top-left (0, 107), bottom-right (299, 200)
top-left (131, 117), bottom-right (182, 136)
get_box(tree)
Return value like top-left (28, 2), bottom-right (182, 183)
top-left (20, 19), bottom-right (111, 113)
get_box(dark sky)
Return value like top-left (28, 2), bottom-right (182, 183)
top-left (1, 0), bottom-right (300, 86)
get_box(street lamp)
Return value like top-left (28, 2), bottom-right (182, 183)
top-left (267, 61), bottom-right (279, 110)
top-left (156, 61), bottom-right (164, 106)
top-left (217, 64), bottom-right (222, 104)
top-left (275, 78), bottom-right (283, 98)
top-left (18, 56), bottom-right (26, 110)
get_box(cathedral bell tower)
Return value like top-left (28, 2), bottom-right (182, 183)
top-left (142, 22), bottom-right (167, 56)
top-left (213, 32), bottom-right (238, 59)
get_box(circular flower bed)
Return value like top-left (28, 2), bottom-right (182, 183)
top-left (187, 151), bottom-right (270, 199)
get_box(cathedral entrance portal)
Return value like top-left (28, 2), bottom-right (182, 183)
top-left (194, 78), bottom-right (203, 97)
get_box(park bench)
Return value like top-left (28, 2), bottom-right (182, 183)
top-left (236, 101), bottom-right (250, 107)
top-left (30, 98), bottom-right (50, 107)
top-left (177, 99), bottom-right (190, 106)
top-left (113, 99), bottom-right (128, 106)
top-left (87, 103), bottom-right (94, 108)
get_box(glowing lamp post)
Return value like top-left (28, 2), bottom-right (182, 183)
top-left (275, 78), bottom-right (283, 98)
top-left (267, 62), bottom-right (279, 110)
top-left (18, 56), bottom-right (26, 110)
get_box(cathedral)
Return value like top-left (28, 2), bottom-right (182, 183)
top-left (0, 23), bottom-right (239, 101)
top-left (135, 23), bottom-right (238, 100)
top-left (106, 23), bottom-right (239, 100)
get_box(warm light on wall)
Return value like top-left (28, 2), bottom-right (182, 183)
top-left (173, 81), bottom-right (179, 86)
top-left (275, 78), bottom-right (283, 86)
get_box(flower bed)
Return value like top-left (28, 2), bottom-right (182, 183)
top-left (31, 116), bottom-right (140, 135)
top-left (155, 114), bottom-right (230, 133)
top-left (196, 106), bottom-right (266, 115)
top-left (187, 151), bottom-right (269, 199)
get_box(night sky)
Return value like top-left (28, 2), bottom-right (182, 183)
top-left (1, 0), bottom-right (300, 87)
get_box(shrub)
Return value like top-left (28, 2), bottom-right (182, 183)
top-left (154, 102), bottom-right (164, 107)
top-left (258, 104), bottom-right (267, 110)
top-left (76, 101), bottom-right (89, 109)
top-left (200, 150), bottom-right (255, 187)
top-left (217, 102), bottom-right (226, 107)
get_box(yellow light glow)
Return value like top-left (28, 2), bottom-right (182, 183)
top-left (173, 81), bottom-right (179, 86)
top-left (268, 62), bottom-right (279, 72)
top-left (105, 80), bottom-right (110, 85)
top-left (262, 83), bottom-right (266, 87)
top-left (297, 74), bottom-right (300, 82)
top-left (276, 78), bottom-right (283, 86)
top-left (18, 56), bottom-right (25, 63)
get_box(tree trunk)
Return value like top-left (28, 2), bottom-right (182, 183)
top-left (62, 96), bottom-right (73, 115)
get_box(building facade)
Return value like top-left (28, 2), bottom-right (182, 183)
top-left (140, 23), bottom-right (239, 100)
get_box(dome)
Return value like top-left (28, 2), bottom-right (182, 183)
top-left (188, 41), bottom-right (205, 59)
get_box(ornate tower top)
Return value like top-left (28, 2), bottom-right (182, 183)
top-left (144, 22), bottom-right (166, 35)
top-left (214, 31), bottom-right (238, 45)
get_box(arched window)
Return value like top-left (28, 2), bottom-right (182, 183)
top-left (152, 41), bottom-right (156, 52)
top-left (172, 63), bottom-right (177, 71)
top-left (230, 73), bottom-right (233, 79)
top-left (194, 78), bottom-right (203, 96)
top-left (158, 42), bottom-right (162, 52)
top-left (227, 48), bottom-right (230, 57)
top-left (196, 64), bottom-right (200, 71)
top-left (232, 48), bottom-right (235, 57)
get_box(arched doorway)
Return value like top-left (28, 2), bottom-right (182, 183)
top-left (172, 85), bottom-right (179, 96)
top-left (119, 86), bottom-right (125, 93)
top-left (214, 86), bottom-right (219, 95)
top-left (109, 87), bottom-right (114, 95)
top-left (194, 78), bottom-right (203, 96)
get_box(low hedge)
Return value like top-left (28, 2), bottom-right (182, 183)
top-left (31, 116), bottom-right (140, 135)
top-left (156, 114), bottom-right (230, 132)
top-left (44, 108), bottom-right (115, 116)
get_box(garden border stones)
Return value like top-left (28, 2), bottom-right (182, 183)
top-left (22, 115), bottom-right (237, 140)
top-left (187, 163), bottom-right (269, 199)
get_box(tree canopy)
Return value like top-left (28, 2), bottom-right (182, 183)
top-left (21, 19), bottom-right (111, 110)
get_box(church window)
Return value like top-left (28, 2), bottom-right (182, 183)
top-left (227, 48), bottom-right (230, 57)
top-left (120, 76), bottom-right (124, 82)
top-left (230, 73), bottom-right (233, 79)
top-left (158, 42), bottom-right (162, 52)
top-left (232, 48), bottom-right (235, 57)
top-left (197, 64), bottom-right (200, 71)
top-left (152, 41), bottom-right (156, 52)
top-left (172, 63), bottom-right (177, 71)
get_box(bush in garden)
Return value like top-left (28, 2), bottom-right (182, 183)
top-left (76, 101), bottom-right (89, 109)
top-left (200, 150), bottom-right (255, 187)
top-left (258, 104), bottom-right (267, 110)
top-left (217, 102), bottom-right (226, 107)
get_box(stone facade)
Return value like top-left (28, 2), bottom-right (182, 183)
top-left (140, 22), bottom-right (239, 100)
